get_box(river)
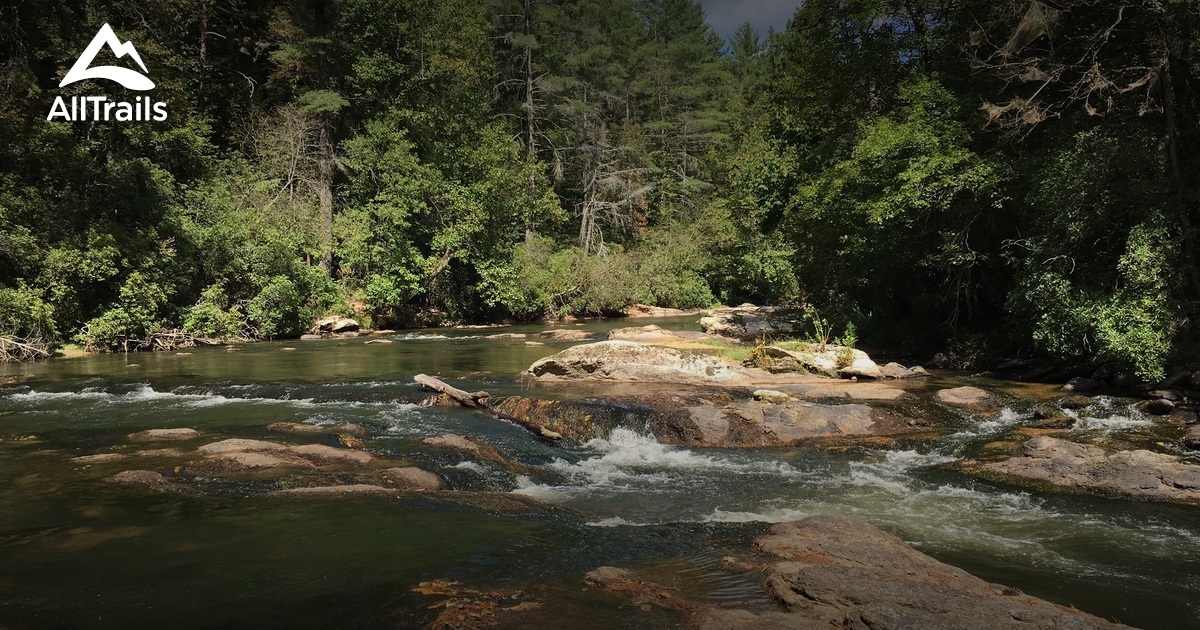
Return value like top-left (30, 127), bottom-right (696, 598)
top-left (1, 317), bottom-right (1198, 628)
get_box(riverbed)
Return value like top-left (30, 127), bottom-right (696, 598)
top-left (1, 317), bottom-right (1198, 628)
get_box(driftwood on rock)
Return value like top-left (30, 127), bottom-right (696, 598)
top-left (414, 373), bottom-right (562, 440)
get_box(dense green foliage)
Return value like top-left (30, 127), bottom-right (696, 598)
top-left (0, 0), bottom-right (1197, 379)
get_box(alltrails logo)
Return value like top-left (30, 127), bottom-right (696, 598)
top-left (48, 24), bottom-right (168, 122)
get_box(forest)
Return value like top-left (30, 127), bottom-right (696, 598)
top-left (0, 0), bottom-right (1196, 382)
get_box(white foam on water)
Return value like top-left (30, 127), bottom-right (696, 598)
top-left (586, 516), bottom-right (652, 527)
top-left (701, 507), bottom-right (811, 523)
top-left (948, 407), bottom-right (1027, 441)
top-left (1065, 397), bottom-right (1155, 431)
top-left (451, 461), bottom-right (486, 472)
top-left (6, 387), bottom-right (113, 402)
top-left (7, 384), bottom-right (424, 417)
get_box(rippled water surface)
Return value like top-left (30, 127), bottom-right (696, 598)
top-left (2, 318), bottom-right (1198, 629)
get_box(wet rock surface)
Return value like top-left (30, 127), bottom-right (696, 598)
top-left (936, 386), bottom-right (1000, 409)
top-left (587, 516), bottom-right (1128, 629)
top-left (267, 421), bottom-right (368, 436)
top-left (421, 433), bottom-right (512, 465)
top-left (127, 428), bottom-right (200, 441)
top-left (963, 436), bottom-right (1200, 505)
top-left (490, 391), bottom-right (915, 447)
top-left (525, 341), bottom-right (753, 386)
top-left (382, 466), bottom-right (446, 491)
top-left (537, 329), bottom-right (596, 341)
top-left (108, 470), bottom-right (174, 490)
top-left (698, 305), bottom-right (804, 341)
top-left (605, 324), bottom-right (686, 343)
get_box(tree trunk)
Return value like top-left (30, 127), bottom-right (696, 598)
top-left (317, 125), bottom-right (334, 273)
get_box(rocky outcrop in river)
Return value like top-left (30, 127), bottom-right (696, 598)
top-left (489, 389), bottom-right (934, 448)
top-left (963, 436), bottom-right (1200, 505)
top-left (587, 515), bottom-right (1130, 629)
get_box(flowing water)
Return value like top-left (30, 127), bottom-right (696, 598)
top-left (1, 317), bottom-right (1198, 629)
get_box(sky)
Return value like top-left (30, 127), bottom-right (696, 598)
top-left (698, 0), bottom-right (804, 42)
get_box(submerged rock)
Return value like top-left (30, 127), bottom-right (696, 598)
top-left (1031, 416), bottom-right (1076, 430)
top-left (271, 484), bottom-right (394, 497)
top-left (72, 453), bottom-right (129, 464)
top-left (422, 434), bottom-right (510, 465)
top-left (963, 436), bottom-right (1200, 505)
top-left (266, 421), bottom-right (369, 436)
top-left (108, 470), bottom-right (174, 490)
top-left (128, 428), bottom-right (200, 441)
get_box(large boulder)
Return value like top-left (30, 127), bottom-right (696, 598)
top-left (698, 305), bottom-right (803, 341)
top-left (963, 436), bottom-right (1200, 505)
top-left (310, 315), bottom-right (359, 334)
top-left (1184, 425), bottom-right (1200, 450)
top-left (525, 341), bottom-right (748, 386)
top-left (759, 345), bottom-right (882, 379)
top-left (489, 392), bottom-right (906, 448)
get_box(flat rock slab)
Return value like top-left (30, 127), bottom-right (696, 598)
top-left (525, 341), bottom-right (754, 386)
top-left (72, 453), bottom-right (129, 464)
top-left (963, 436), bottom-right (1200, 505)
top-left (197, 438), bottom-right (291, 455)
top-left (128, 428), bottom-right (201, 441)
top-left (936, 386), bottom-right (999, 408)
top-left (753, 516), bottom-right (1130, 629)
top-left (606, 324), bottom-right (684, 343)
top-left (537, 329), bottom-right (596, 341)
top-left (382, 467), bottom-right (446, 491)
top-left (270, 484), bottom-right (395, 497)
top-left (587, 516), bottom-right (1126, 629)
top-left (191, 438), bottom-right (372, 472)
top-left (267, 421), bottom-right (368, 436)
top-left (422, 434), bottom-right (509, 464)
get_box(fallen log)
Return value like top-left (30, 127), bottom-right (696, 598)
top-left (414, 373), bottom-right (562, 440)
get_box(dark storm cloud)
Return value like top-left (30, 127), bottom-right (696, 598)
top-left (699, 0), bottom-right (803, 42)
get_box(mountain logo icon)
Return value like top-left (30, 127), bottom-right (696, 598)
top-left (60, 23), bottom-right (155, 91)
